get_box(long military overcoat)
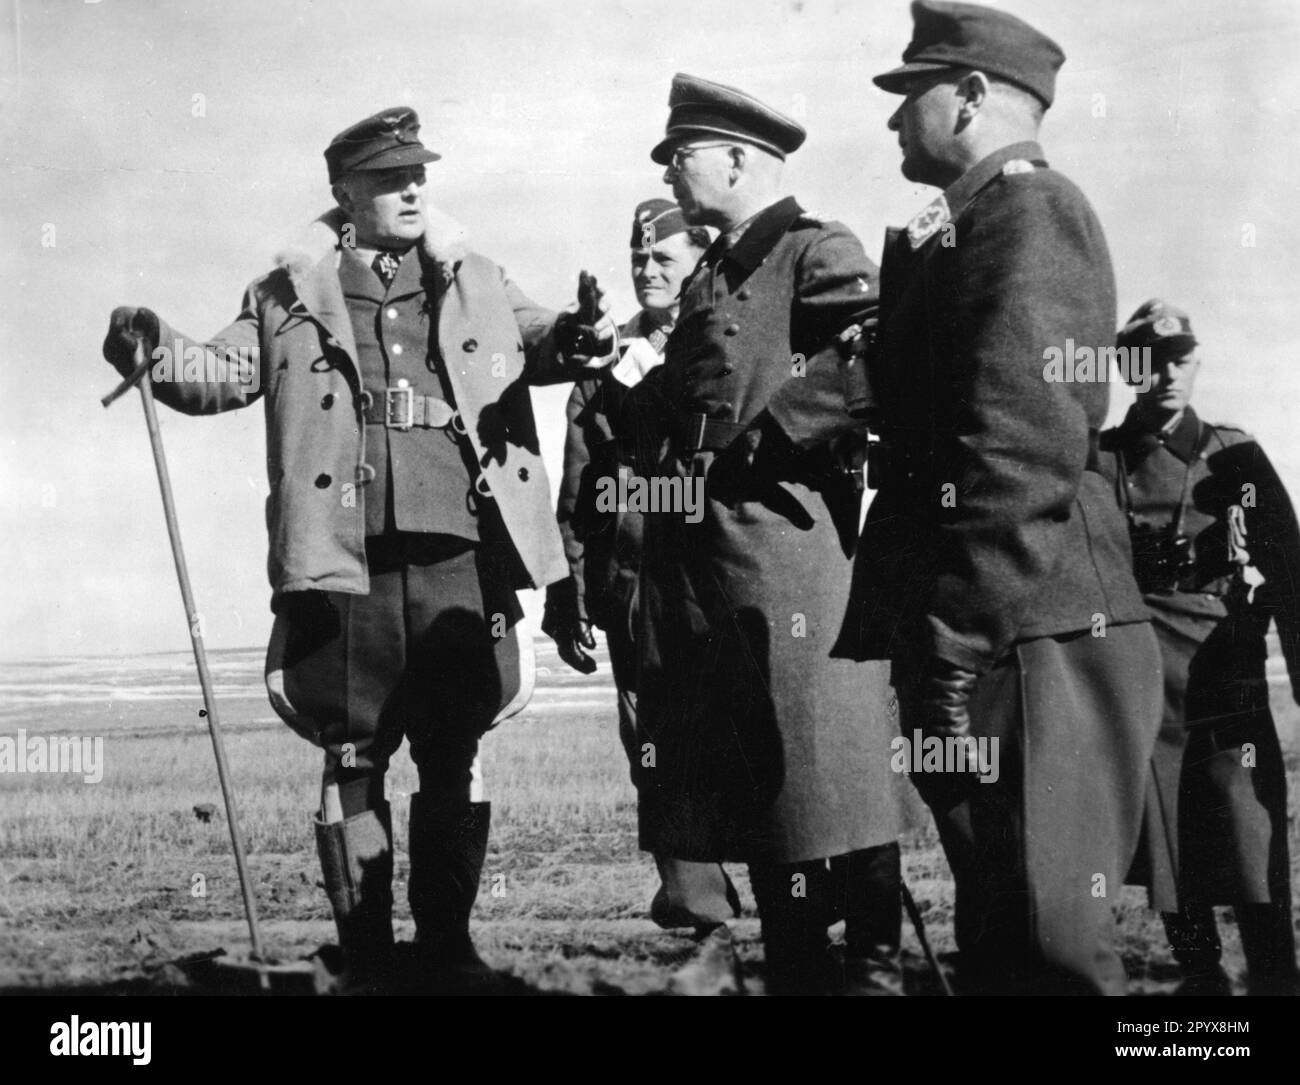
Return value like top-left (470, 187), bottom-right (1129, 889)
top-left (633, 197), bottom-right (903, 866)
top-left (1100, 406), bottom-right (1300, 905)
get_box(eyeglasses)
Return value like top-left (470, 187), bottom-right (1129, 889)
top-left (666, 143), bottom-right (735, 172)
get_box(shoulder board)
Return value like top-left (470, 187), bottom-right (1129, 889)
top-left (1207, 422), bottom-right (1253, 441)
top-left (1000, 159), bottom-right (1038, 177)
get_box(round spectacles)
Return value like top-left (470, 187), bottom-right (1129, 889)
top-left (667, 143), bottom-right (735, 172)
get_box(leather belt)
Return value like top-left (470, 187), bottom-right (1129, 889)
top-left (682, 412), bottom-right (748, 453)
top-left (360, 387), bottom-right (463, 433)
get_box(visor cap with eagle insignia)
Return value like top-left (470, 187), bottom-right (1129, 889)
top-left (1117, 299), bottom-right (1199, 357)
top-left (325, 106), bottom-right (441, 183)
top-left (874, 1), bottom-right (1065, 109)
top-left (651, 73), bottom-right (806, 165)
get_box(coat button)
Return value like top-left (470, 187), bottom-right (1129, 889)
top-left (355, 463), bottom-right (376, 484)
top-left (518, 467), bottom-right (529, 482)
top-left (724, 323), bottom-right (740, 336)
top-left (320, 393), bottom-right (335, 409)
top-left (396, 378), bottom-right (410, 389)
top-left (391, 343), bottom-right (404, 356)
top-left (720, 364), bottom-right (734, 375)
top-left (737, 288), bottom-right (751, 300)
top-left (463, 338), bottom-right (478, 353)
top-left (714, 402), bottom-right (734, 417)
top-left (314, 473), bottom-right (331, 489)
top-left (386, 307), bottom-right (398, 320)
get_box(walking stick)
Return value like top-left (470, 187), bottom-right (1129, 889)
top-left (102, 340), bottom-right (270, 989)
top-left (902, 881), bottom-right (955, 996)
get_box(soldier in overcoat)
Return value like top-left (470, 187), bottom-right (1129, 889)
top-left (542, 201), bottom-right (749, 937)
top-left (836, 2), bottom-right (1163, 994)
top-left (102, 107), bottom-right (616, 993)
top-left (633, 74), bottom-right (904, 995)
top-left (1102, 300), bottom-right (1300, 996)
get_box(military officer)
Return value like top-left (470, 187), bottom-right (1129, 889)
top-left (837, 1), bottom-right (1163, 994)
top-left (1103, 300), bottom-right (1300, 996)
top-left (101, 107), bottom-right (616, 994)
top-left (542, 200), bottom-right (748, 938)
top-left (633, 74), bottom-right (904, 996)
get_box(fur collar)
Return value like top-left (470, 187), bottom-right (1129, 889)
top-left (273, 205), bottom-right (470, 289)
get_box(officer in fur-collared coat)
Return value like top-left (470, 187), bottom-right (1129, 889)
top-left (836, 2), bottom-right (1163, 995)
top-left (102, 107), bottom-right (616, 994)
top-left (633, 74), bottom-right (904, 996)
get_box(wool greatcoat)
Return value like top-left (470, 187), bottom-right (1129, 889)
top-left (1100, 406), bottom-right (1300, 909)
top-left (633, 197), bottom-right (903, 866)
top-left (832, 142), bottom-right (1164, 994)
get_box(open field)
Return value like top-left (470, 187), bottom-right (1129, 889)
top-left (1, 640), bottom-right (1297, 996)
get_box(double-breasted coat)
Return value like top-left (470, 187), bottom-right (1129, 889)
top-left (632, 197), bottom-right (903, 866)
top-left (1101, 406), bottom-right (1300, 906)
top-left (145, 210), bottom-right (574, 602)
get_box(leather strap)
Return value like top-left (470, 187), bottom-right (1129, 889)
top-left (361, 387), bottom-right (460, 431)
top-left (682, 412), bottom-right (748, 453)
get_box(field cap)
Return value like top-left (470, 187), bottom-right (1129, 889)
top-left (631, 199), bottom-right (689, 247)
top-left (325, 106), bottom-right (441, 183)
top-left (1117, 299), bottom-right (1198, 355)
top-left (873, 1), bottom-right (1065, 109)
top-left (651, 73), bottom-right (806, 165)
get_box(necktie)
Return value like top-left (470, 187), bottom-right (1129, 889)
top-left (372, 250), bottom-right (401, 289)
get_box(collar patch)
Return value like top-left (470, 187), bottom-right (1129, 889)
top-left (906, 195), bottom-right (951, 249)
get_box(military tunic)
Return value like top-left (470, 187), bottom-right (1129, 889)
top-left (634, 196), bottom-right (903, 866)
top-left (1101, 406), bottom-right (1300, 907)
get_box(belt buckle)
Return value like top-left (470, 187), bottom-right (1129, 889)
top-left (385, 386), bottom-right (414, 431)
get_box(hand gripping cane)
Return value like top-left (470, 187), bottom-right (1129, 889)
top-left (102, 341), bottom-right (269, 988)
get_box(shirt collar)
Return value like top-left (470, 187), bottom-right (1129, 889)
top-left (711, 196), bottom-right (804, 272)
top-left (1117, 404), bottom-right (1202, 463)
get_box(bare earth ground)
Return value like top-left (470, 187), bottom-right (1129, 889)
top-left (1, 642), bottom-right (1297, 996)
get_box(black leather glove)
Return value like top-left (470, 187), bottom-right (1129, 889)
top-left (903, 655), bottom-right (982, 810)
top-left (543, 578), bottom-right (597, 675)
top-left (103, 306), bottom-right (160, 377)
top-left (554, 271), bottom-right (617, 363)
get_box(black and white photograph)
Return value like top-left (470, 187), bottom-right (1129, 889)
top-left (2, 0), bottom-right (1297, 1054)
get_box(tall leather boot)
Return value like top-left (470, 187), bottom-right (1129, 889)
top-left (1163, 905), bottom-right (1230, 996)
top-left (832, 843), bottom-right (904, 995)
top-left (314, 804), bottom-right (396, 995)
top-left (408, 792), bottom-right (494, 993)
top-left (751, 859), bottom-right (835, 996)
top-left (1237, 902), bottom-right (1299, 995)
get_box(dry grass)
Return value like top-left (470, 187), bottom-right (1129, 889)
top-left (1, 671), bottom-right (1297, 995)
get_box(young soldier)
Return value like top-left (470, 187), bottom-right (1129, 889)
top-left (1104, 300), bottom-right (1300, 996)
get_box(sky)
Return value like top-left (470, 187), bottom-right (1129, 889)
top-left (2, 0), bottom-right (1298, 658)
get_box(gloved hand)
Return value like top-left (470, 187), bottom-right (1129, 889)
top-left (905, 655), bottom-right (982, 810)
top-left (542, 578), bottom-right (597, 674)
top-left (103, 306), bottom-right (160, 377)
top-left (552, 616), bottom-right (598, 675)
top-left (555, 271), bottom-right (618, 365)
